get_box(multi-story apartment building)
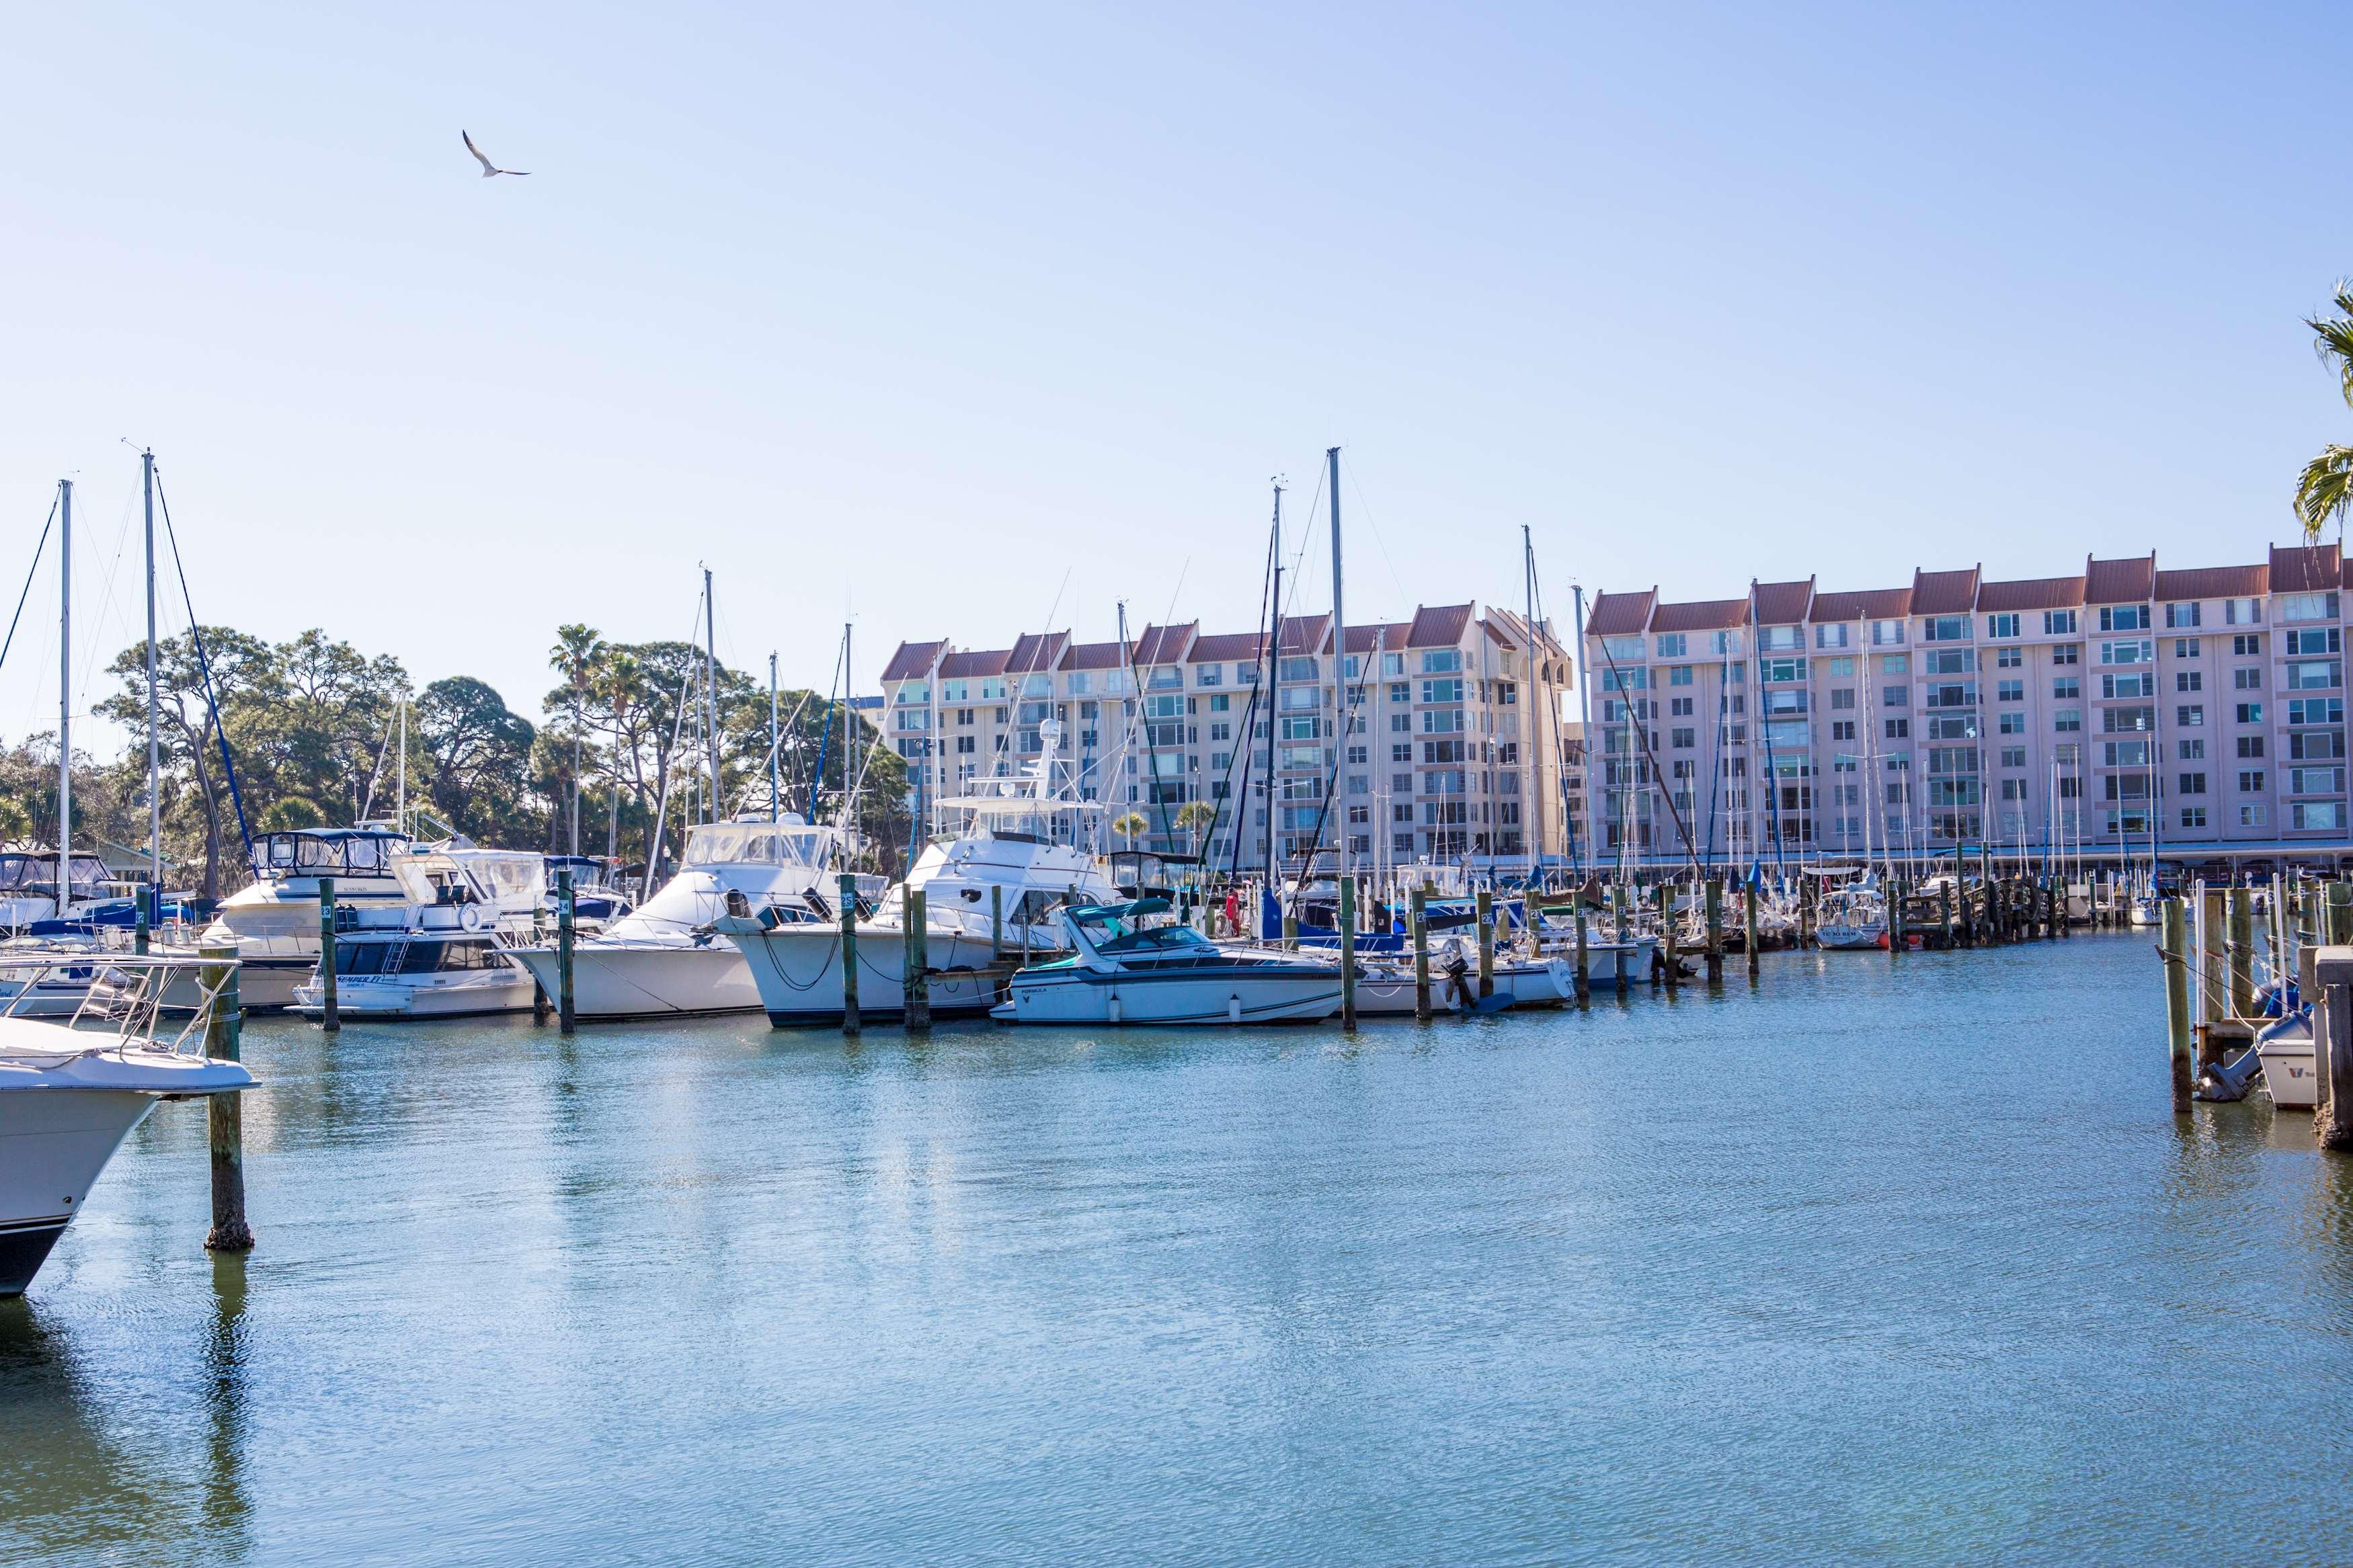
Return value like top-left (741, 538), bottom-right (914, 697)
top-left (878, 602), bottom-right (1585, 875)
top-left (1582, 542), bottom-right (2353, 868)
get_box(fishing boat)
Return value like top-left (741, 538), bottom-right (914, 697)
top-left (512, 815), bottom-right (857, 1019)
top-left (718, 743), bottom-right (1118, 1025)
top-left (290, 845), bottom-right (547, 1020)
top-left (0, 954), bottom-right (251, 1295)
top-left (2254, 1007), bottom-right (2319, 1109)
top-left (994, 899), bottom-right (1341, 1025)
top-left (191, 826), bottom-right (414, 1009)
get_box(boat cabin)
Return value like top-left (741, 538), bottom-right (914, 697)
top-left (682, 820), bottom-right (840, 870)
top-left (0, 852), bottom-right (113, 902)
top-left (251, 827), bottom-right (409, 883)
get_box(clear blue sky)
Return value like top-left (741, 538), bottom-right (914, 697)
top-left (2, 2), bottom-right (2346, 751)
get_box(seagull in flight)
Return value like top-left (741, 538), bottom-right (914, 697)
top-left (462, 130), bottom-right (530, 178)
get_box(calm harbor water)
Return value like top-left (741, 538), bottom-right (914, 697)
top-left (5, 934), bottom-right (2352, 1565)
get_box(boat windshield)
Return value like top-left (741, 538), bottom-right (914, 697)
top-left (0, 852), bottom-right (113, 893)
top-left (684, 823), bottom-right (834, 868)
top-left (1095, 923), bottom-right (1215, 955)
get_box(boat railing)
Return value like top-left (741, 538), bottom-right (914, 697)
top-left (0, 951), bottom-right (239, 1057)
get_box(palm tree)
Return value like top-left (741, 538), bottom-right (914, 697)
top-left (1174, 799), bottom-right (1218, 854)
top-left (2295, 281), bottom-right (2353, 542)
top-left (1113, 811), bottom-right (1148, 850)
top-left (549, 625), bottom-right (602, 856)
top-left (598, 649), bottom-right (637, 862)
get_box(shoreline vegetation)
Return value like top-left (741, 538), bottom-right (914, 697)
top-left (10, 624), bottom-right (908, 899)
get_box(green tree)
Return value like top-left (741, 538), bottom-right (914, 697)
top-left (2296, 281), bottom-right (2353, 542)
top-left (1113, 811), bottom-right (1148, 849)
top-left (548, 624), bottom-right (602, 857)
top-left (417, 677), bottom-right (539, 843)
top-left (1174, 798), bottom-right (1218, 854)
top-left (99, 626), bottom-right (272, 899)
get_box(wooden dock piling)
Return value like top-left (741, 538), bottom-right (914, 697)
top-left (1574, 909), bottom-right (1590, 1005)
top-left (134, 897), bottom-right (149, 956)
top-left (317, 875), bottom-right (338, 1032)
top-left (557, 868), bottom-right (575, 1034)
top-left (1339, 876), bottom-right (1357, 1029)
top-left (2198, 884), bottom-right (2225, 1069)
top-left (2229, 884), bottom-right (2254, 1018)
top-left (990, 885), bottom-right (1003, 960)
top-left (904, 886), bottom-right (930, 1032)
top-left (838, 872), bottom-right (861, 1036)
top-left (201, 946), bottom-right (253, 1253)
top-left (2318, 949), bottom-right (2353, 1151)
top-left (2161, 897), bottom-right (2193, 1114)
top-left (1704, 878), bottom-right (1723, 983)
top-left (1744, 883), bottom-right (1760, 981)
top-left (1411, 885), bottom-right (1431, 1020)
top-left (1660, 883), bottom-right (1677, 993)
top-left (1476, 887), bottom-right (1494, 1000)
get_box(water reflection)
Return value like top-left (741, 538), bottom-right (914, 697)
top-left (204, 1254), bottom-right (251, 1549)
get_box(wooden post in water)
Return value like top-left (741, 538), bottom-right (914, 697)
top-left (1475, 886), bottom-right (1494, 1001)
top-left (1704, 878), bottom-right (1723, 983)
top-left (904, 886), bottom-right (930, 1032)
top-left (201, 944), bottom-right (253, 1253)
top-left (1744, 882), bottom-right (1760, 980)
top-left (1659, 882), bottom-right (1677, 993)
top-left (1339, 876), bottom-right (1357, 1030)
top-left (2332, 882), bottom-right (2353, 947)
top-left (1888, 876), bottom-right (1905, 954)
top-left (316, 876), bottom-right (338, 1033)
top-left (134, 896), bottom-right (149, 956)
top-left (2198, 884), bottom-right (2225, 1069)
top-left (2161, 897), bottom-right (2193, 1114)
top-left (1940, 880), bottom-right (1955, 948)
top-left (1574, 908), bottom-right (1590, 1004)
top-left (557, 868), bottom-right (576, 1035)
top-left (990, 884), bottom-right (1003, 961)
top-left (2319, 953), bottom-right (2353, 1151)
top-left (1411, 885), bottom-right (1431, 1021)
top-left (2229, 884), bottom-right (2254, 1018)
top-left (838, 872), bottom-right (861, 1036)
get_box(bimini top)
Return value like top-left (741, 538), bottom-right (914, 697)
top-left (253, 826), bottom-right (410, 880)
top-left (1067, 897), bottom-right (1172, 923)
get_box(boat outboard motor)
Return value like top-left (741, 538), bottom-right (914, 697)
top-left (2198, 1005), bottom-right (2305, 1102)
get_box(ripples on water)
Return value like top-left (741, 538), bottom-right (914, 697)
top-left (3, 936), bottom-right (2350, 1565)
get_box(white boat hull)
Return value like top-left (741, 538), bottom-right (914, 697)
top-left (721, 921), bottom-right (1004, 1024)
top-left (0, 1087), bottom-right (154, 1294)
top-left (292, 971), bottom-right (541, 1020)
top-left (1817, 922), bottom-right (1887, 951)
top-left (509, 940), bottom-right (764, 1020)
top-left (1000, 966), bottom-right (1339, 1026)
top-left (2258, 1024), bottom-right (2319, 1110)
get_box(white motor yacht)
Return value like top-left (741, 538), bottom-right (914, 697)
top-left (0, 956), bottom-right (252, 1295)
top-left (997, 899), bottom-right (1341, 1026)
top-left (189, 827), bottom-right (413, 1010)
top-left (0, 850), bottom-right (120, 936)
top-left (510, 815), bottom-right (861, 1020)
top-left (718, 759), bottom-right (1119, 1026)
top-left (291, 845), bottom-right (547, 1021)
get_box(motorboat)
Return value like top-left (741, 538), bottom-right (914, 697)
top-left (2254, 1006), bottom-right (2319, 1109)
top-left (190, 826), bottom-right (413, 1010)
top-left (717, 754), bottom-right (1119, 1026)
top-left (0, 850), bottom-right (122, 936)
top-left (0, 954), bottom-right (252, 1295)
top-left (996, 899), bottom-right (1341, 1026)
top-left (1290, 934), bottom-right (1573, 1014)
top-left (542, 856), bottom-right (634, 929)
top-left (290, 845), bottom-right (547, 1021)
top-left (510, 815), bottom-right (861, 1020)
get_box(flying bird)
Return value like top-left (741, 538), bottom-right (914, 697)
top-left (462, 130), bottom-right (530, 178)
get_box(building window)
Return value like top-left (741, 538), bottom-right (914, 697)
top-left (1421, 649), bottom-right (1463, 673)
top-left (1986, 613), bottom-right (2020, 639)
top-left (2177, 705), bottom-right (2204, 727)
top-left (2279, 593), bottom-right (2341, 624)
top-left (2288, 628), bottom-right (2344, 656)
top-left (2240, 803), bottom-right (2266, 826)
top-left (1815, 624), bottom-right (1849, 649)
top-left (2055, 708), bottom-right (2082, 732)
top-left (2233, 633), bottom-right (2264, 657)
top-left (2100, 606), bottom-right (2149, 632)
top-left (1921, 616), bottom-right (1968, 643)
top-left (1999, 712), bottom-right (2025, 735)
top-left (1655, 632), bottom-right (1687, 657)
top-left (2237, 769), bottom-right (2266, 792)
top-left (2044, 610), bottom-right (2079, 635)
top-left (2182, 806), bottom-right (2208, 829)
top-left (2238, 735), bottom-right (2266, 758)
top-left (1885, 718), bottom-right (1909, 739)
top-left (2165, 603), bottom-right (2202, 628)
top-left (2294, 801), bottom-right (2346, 831)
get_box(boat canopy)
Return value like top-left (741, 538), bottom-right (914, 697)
top-left (0, 852), bottom-right (112, 893)
top-left (254, 827), bottom-right (408, 879)
top-left (684, 821), bottom-right (838, 869)
top-left (1068, 897), bottom-right (1172, 923)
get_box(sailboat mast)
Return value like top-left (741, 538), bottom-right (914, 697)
top-left (840, 622), bottom-right (853, 834)
top-left (143, 451), bottom-right (161, 898)
top-left (56, 479), bottom-right (71, 909)
top-left (396, 697), bottom-right (407, 838)
top-left (1521, 526), bottom-right (1539, 886)
top-left (1265, 483), bottom-right (1283, 893)
top-left (768, 652), bottom-right (780, 824)
top-left (703, 569), bottom-right (721, 825)
top-left (1327, 447), bottom-right (1347, 895)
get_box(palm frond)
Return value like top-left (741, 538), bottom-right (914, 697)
top-left (2309, 280), bottom-right (2353, 407)
top-left (2294, 444), bottom-right (2353, 542)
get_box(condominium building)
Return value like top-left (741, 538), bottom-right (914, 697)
top-left (1581, 542), bottom-right (2352, 867)
top-left (877, 602), bottom-right (1584, 874)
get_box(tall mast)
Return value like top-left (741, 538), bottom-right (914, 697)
top-left (768, 651), bottom-right (780, 824)
top-left (56, 479), bottom-right (71, 910)
top-left (1521, 526), bottom-right (1539, 886)
top-left (1572, 583), bottom-right (1593, 878)
top-left (143, 450), bottom-right (161, 897)
top-left (703, 568), bottom-right (720, 824)
top-left (396, 696), bottom-right (407, 837)
top-left (840, 621), bottom-right (854, 833)
top-left (1326, 447), bottom-right (1347, 895)
top-left (1265, 481), bottom-right (1282, 892)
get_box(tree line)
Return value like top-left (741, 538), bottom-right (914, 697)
top-left (0, 625), bottom-right (908, 898)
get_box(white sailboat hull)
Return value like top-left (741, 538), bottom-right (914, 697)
top-left (509, 941), bottom-right (764, 1020)
top-left (292, 971), bottom-right (541, 1020)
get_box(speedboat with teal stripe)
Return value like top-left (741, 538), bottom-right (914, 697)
top-left (994, 899), bottom-right (1339, 1026)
